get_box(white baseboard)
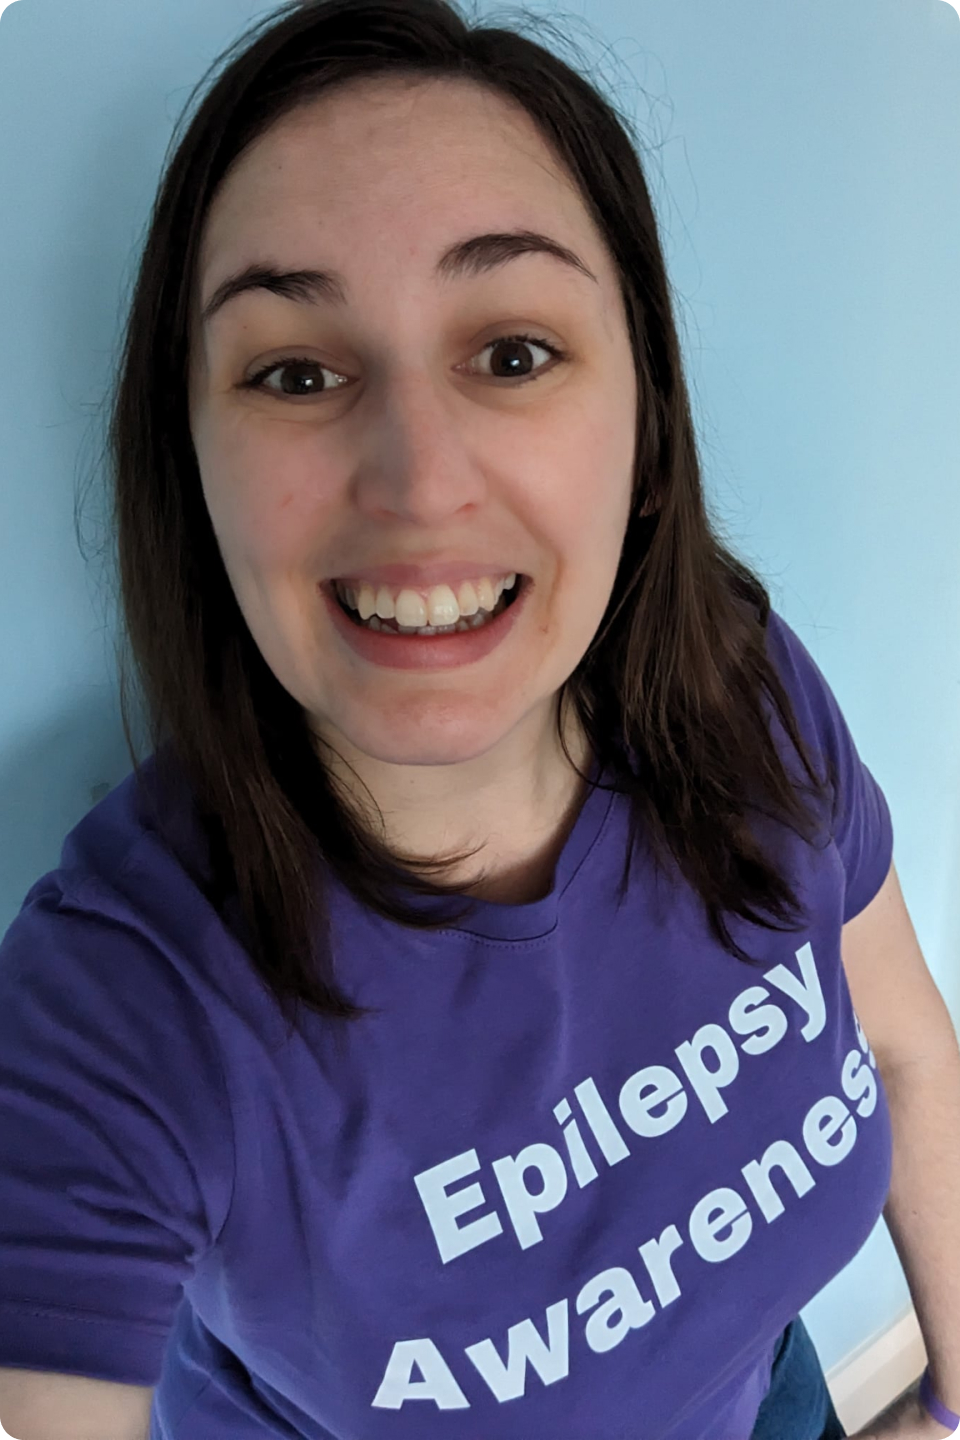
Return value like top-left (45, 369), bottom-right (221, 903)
top-left (824, 1304), bottom-right (927, 1435)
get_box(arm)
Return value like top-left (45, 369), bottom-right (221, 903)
top-left (841, 860), bottom-right (960, 1437)
top-left (0, 1367), bottom-right (153, 1440)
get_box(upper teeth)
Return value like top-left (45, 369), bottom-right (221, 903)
top-left (335, 574), bottom-right (517, 629)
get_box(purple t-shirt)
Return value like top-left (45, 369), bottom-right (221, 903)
top-left (0, 609), bottom-right (894, 1439)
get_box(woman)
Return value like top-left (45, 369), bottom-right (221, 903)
top-left (0, 1), bottom-right (943, 1437)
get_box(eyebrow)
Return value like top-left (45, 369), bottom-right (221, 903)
top-left (200, 229), bottom-right (599, 327)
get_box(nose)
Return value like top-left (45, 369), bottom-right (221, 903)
top-left (350, 369), bottom-right (488, 526)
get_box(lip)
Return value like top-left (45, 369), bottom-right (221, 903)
top-left (327, 562), bottom-right (520, 591)
top-left (319, 577), bottom-right (529, 671)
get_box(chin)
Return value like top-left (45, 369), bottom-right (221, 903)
top-left (314, 707), bottom-right (515, 770)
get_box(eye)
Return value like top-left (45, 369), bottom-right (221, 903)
top-left (240, 332), bottom-right (567, 400)
top-left (468, 333), bottom-right (566, 382)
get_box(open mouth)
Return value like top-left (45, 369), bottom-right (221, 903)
top-left (331, 575), bottom-right (527, 636)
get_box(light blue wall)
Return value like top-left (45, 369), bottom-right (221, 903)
top-left (1, 0), bottom-right (958, 1379)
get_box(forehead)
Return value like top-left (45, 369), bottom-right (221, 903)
top-left (199, 77), bottom-right (598, 275)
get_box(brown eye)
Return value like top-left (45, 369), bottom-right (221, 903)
top-left (242, 355), bottom-right (343, 397)
top-left (471, 334), bottom-right (564, 381)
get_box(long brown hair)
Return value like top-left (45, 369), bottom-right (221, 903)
top-left (90, 0), bottom-right (834, 1034)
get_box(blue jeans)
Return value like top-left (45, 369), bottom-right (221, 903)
top-left (750, 1317), bottom-right (847, 1440)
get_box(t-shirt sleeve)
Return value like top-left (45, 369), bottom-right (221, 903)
top-left (0, 873), bottom-right (235, 1387)
top-left (764, 608), bottom-right (894, 923)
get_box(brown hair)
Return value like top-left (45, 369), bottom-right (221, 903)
top-left (91, 0), bottom-right (834, 1034)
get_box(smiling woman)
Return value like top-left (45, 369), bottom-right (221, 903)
top-left (0, 2), bottom-right (911, 1439)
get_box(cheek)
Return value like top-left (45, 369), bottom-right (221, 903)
top-left (547, 438), bottom-right (633, 563)
top-left (198, 436), bottom-right (326, 566)
top-left (544, 446), bottom-right (634, 630)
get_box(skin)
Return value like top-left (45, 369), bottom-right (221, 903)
top-left (188, 76), bottom-right (639, 900)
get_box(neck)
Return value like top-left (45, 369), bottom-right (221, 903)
top-left (315, 696), bottom-right (593, 904)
